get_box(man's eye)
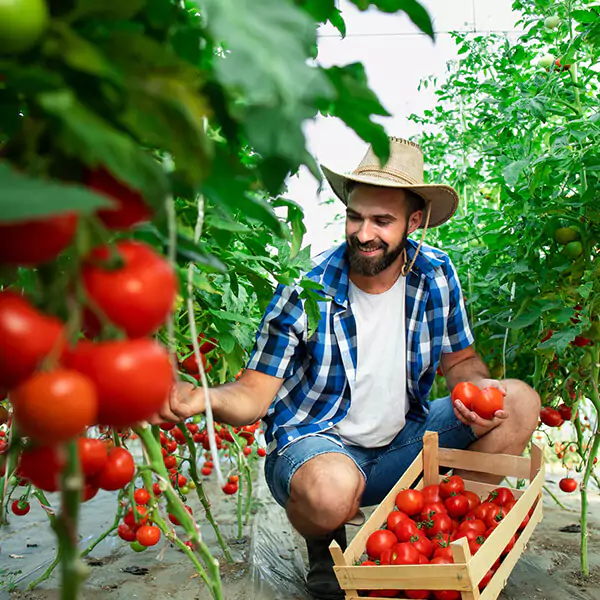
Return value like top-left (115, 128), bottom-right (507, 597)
top-left (375, 220), bottom-right (390, 226)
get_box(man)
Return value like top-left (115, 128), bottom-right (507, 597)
top-left (152, 137), bottom-right (541, 600)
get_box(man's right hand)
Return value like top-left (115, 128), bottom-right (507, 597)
top-left (148, 381), bottom-right (205, 424)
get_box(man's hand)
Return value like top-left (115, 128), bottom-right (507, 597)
top-left (148, 381), bottom-right (205, 424)
top-left (453, 378), bottom-right (508, 437)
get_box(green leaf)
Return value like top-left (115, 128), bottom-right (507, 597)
top-left (298, 0), bottom-right (337, 23)
top-left (329, 8), bottom-right (347, 37)
top-left (73, 0), bottom-right (147, 19)
top-left (502, 159), bottom-right (529, 188)
top-left (0, 162), bottom-right (112, 223)
top-left (207, 308), bottom-right (256, 327)
top-left (273, 197), bottom-right (306, 258)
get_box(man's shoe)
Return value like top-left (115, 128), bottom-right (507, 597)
top-left (305, 526), bottom-right (347, 600)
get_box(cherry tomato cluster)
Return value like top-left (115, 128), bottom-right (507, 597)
top-left (450, 383), bottom-right (503, 420)
top-left (117, 489), bottom-right (163, 551)
top-left (360, 476), bottom-right (534, 598)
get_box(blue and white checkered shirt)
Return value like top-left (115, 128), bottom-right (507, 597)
top-left (247, 238), bottom-right (474, 455)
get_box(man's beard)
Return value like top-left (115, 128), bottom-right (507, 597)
top-left (347, 228), bottom-right (409, 277)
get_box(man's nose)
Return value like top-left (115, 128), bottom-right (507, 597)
top-left (356, 221), bottom-right (375, 243)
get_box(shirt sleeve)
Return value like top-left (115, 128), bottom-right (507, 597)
top-left (442, 257), bottom-right (475, 353)
top-left (246, 283), bottom-right (306, 379)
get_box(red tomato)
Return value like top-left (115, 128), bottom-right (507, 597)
top-left (124, 505), bottom-right (149, 528)
top-left (133, 488), bottom-right (151, 505)
top-left (430, 557), bottom-right (453, 565)
top-left (410, 534), bottom-right (434, 558)
top-left (559, 477), bottom-right (578, 493)
top-left (458, 519), bottom-right (487, 536)
top-left (63, 339), bottom-right (172, 427)
top-left (487, 487), bottom-right (515, 507)
top-left (540, 407), bottom-right (563, 427)
top-left (423, 513), bottom-right (453, 538)
top-left (472, 387), bottom-right (504, 420)
top-left (94, 447), bottom-right (135, 491)
top-left (391, 542), bottom-right (421, 565)
top-left (86, 168), bottom-right (153, 230)
top-left (368, 591), bottom-right (398, 598)
top-left (222, 482), bottom-right (238, 495)
top-left (18, 446), bottom-right (65, 492)
top-left (360, 560), bottom-right (377, 566)
top-left (0, 291), bottom-right (64, 391)
top-left (395, 489), bottom-right (424, 516)
top-left (405, 589), bottom-right (431, 599)
top-left (431, 532), bottom-right (452, 549)
top-left (439, 475), bottom-right (464, 499)
top-left (485, 506), bottom-right (506, 529)
top-left (420, 501), bottom-right (447, 521)
top-left (422, 484), bottom-right (442, 504)
top-left (118, 523), bottom-right (137, 542)
top-left (433, 546), bottom-right (453, 561)
top-left (474, 501), bottom-right (496, 521)
top-left (181, 352), bottom-right (208, 375)
top-left (82, 241), bottom-right (177, 338)
top-left (164, 455), bottom-right (177, 469)
top-left (366, 529), bottom-right (398, 560)
top-left (78, 437), bottom-right (108, 478)
top-left (433, 590), bottom-right (460, 600)
top-left (11, 499), bottom-right (30, 516)
top-left (468, 535), bottom-right (486, 555)
top-left (502, 533), bottom-right (517, 555)
top-left (451, 382), bottom-right (481, 409)
top-left (136, 524), bottom-right (161, 547)
top-left (0, 213), bottom-right (78, 266)
top-left (379, 548), bottom-right (393, 565)
top-left (394, 519), bottom-right (420, 542)
top-left (463, 490), bottom-right (481, 511)
top-left (198, 334), bottom-right (218, 354)
top-left (478, 568), bottom-right (494, 591)
top-left (557, 404), bottom-right (574, 421)
top-left (387, 510), bottom-right (410, 531)
top-left (444, 494), bottom-right (469, 519)
top-left (11, 369), bottom-right (97, 446)
top-left (82, 482), bottom-right (99, 502)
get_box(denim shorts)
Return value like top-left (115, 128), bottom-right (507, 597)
top-left (264, 396), bottom-right (478, 508)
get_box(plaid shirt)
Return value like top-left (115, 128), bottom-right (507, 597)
top-left (247, 238), bottom-right (474, 455)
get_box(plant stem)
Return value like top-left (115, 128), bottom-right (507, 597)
top-left (177, 424), bottom-right (232, 562)
top-left (135, 425), bottom-right (223, 600)
top-left (26, 490), bottom-right (59, 590)
top-left (543, 485), bottom-right (569, 511)
top-left (236, 469), bottom-right (243, 540)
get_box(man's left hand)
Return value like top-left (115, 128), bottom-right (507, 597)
top-left (453, 378), bottom-right (509, 436)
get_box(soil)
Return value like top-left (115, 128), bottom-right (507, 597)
top-left (2, 465), bottom-right (600, 600)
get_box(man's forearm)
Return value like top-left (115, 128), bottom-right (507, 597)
top-left (201, 381), bottom-right (269, 427)
top-left (444, 355), bottom-right (491, 393)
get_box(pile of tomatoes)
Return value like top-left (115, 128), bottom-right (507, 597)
top-left (359, 475), bottom-right (534, 599)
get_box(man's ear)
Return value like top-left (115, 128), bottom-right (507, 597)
top-left (408, 210), bottom-right (423, 235)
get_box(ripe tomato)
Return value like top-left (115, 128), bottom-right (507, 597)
top-left (78, 437), bottom-right (107, 477)
top-left (433, 590), bottom-right (460, 600)
top-left (395, 489), bottom-right (424, 516)
top-left (421, 484), bottom-right (442, 504)
top-left (444, 494), bottom-right (469, 519)
top-left (394, 519), bottom-right (420, 542)
top-left (423, 513), bottom-right (453, 538)
top-left (222, 482), bottom-right (238, 495)
top-left (472, 387), bottom-right (504, 420)
top-left (18, 446), bottom-right (64, 492)
top-left (198, 335), bottom-right (218, 354)
top-left (391, 542), bottom-right (421, 565)
top-left (82, 482), bottom-right (99, 502)
top-left (463, 490), bottom-right (481, 511)
top-left (458, 519), bottom-right (486, 536)
top-left (468, 535), bottom-right (486, 555)
top-left (405, 590), bottom-right (431, 599)
top-left (181, 352), bottom-right (208, 375)
top-left (0, 291), bottom-right (64, 390)
top-left (379, 548), bottom-right (393, 565)
top-left (451, 382), bottom-right (481, 409)
top-left (439, 475), bottom-right (464, 499)
top-left (366, 529), bottom-right (398, 560)
top-left (11, 499), bottom-right (30, 516)
top-left (484, 506), bottom-right (505, 529)
top-left (124, 505), bottom-right (149, 528)
top-left (502, 533), bottom-right (517, 555)
top-left (82, 241), bottom-right (177, 338)
top-left (0, 213), bottom-right (77, 266)
top-left (474, 501), bottom-right (496, 521)
top-left (487, 487), bottom-right (515, 507)
top-left (433, 545), bottom-right (453, 561)
top-left (133, 488), bottom-right (151, 505)
top-left (136, 524), bottom-right (161, 547)
top-left (557, 404), bottom-right (574, 421)
top-left (86, 168), bottom-right (153, 230)
top-left (164, 455), bottom-right (177, 469)
top-left (118, 523), bottom-right (137, 542)
top-left (410, 534), bottom-right (434, 558)
top-left (63, 339), bottom-right (172, 427)
top-left (94, 447), bottom-right (135, 490)
top-left (559, 477), bottom-right (577, 493)
top-left (387, 510), bottom-right (409, 531)
top-left (478, 568), bottom-right (494, 591)
top-left (540, 407), bottom-right (563, 427)
top-left (11, 369), bottom-right (97, 445)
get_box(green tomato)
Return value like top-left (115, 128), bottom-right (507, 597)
top-left (180, 485), bottom-right (190, 495)
top-left (130, 541), bottom-right (147, 553)
top-left (564, 241), bottom-right (583, 260)
top-left (187, 480), bottom-right (196, 490)
top-left (539, 53), bottom-right (555, 68)
top-left (0, 0), bottom-right (49, 55)
top-left (554, 226), bottom-right (580, 245)
top-left (544, 15), bottom-right (560, 29)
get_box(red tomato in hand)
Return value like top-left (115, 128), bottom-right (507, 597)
top-left (395, 489), bottom-right (424, 516)
top-left (87, 168), bottom-right (153, 230)
top-left (366, 529), bottom-right (398, 560)
top-left (78, 437), bottom-right (108, 477)
top-left (63, 339), bottom-right (172, 427)
top-left (0, 291), bottom-right (64, 391)
top-left (559, 477), bottom-right (578, 493)
top-left (472, 387), bottom-right (504, 420)
top-left (439, 475), bottom-right (465, 499)
top-left (0, 213), bottom-right (78, 266)
top-left (82, 241), bottom-right (177, 338)
top-left (451, 382), bottom-right (481, 409)
top-left (540, 407), bottom-right (563, 427)
top-left (94, 447), bottom-right (135, 490)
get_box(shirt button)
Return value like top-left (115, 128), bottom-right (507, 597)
top-left (328, 421), bottom-right (334, 427)
top-left (287, 435), bottom-right (294, 441)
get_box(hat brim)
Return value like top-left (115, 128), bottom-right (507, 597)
top-left (321, 165), bottom-right (459, 228)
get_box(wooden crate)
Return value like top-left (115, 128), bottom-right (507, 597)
top-left (329, 431), bottom-right (545, 600)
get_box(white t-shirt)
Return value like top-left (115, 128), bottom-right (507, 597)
top-left (334, 275), bottom-right (409, 447)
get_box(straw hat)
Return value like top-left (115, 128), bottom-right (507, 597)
top-left (321, 136), bottom-right (460, 228)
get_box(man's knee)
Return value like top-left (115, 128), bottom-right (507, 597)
top-left (288, 453), bottom-right (364, 531)
top-left (504, 378), bottom-right (541, 435)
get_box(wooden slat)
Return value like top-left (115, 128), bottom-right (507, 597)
top-left (343, 451), bottom-right (424, 564)
top-left (334, 563), bottom-right (473, 591)
top-left (450, 538), bottom-right (480, 600)
top-left (530, 441), bottom-right (543, 481)
top-left (423, 431), bottom-right (440, 486)
top-left (458, 478), bottom-right (525, 501)
top-left (438, 448), bottom-right (531, 480)
top-left (478, 496), bottom-right (544, 600)
top-left (468, 465), bottom-right (545, 585)
top-left (330, 541), bottom-right (357, 600)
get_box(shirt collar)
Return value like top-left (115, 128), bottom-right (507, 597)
top-left (312, 238), bottom-right (444, 307)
